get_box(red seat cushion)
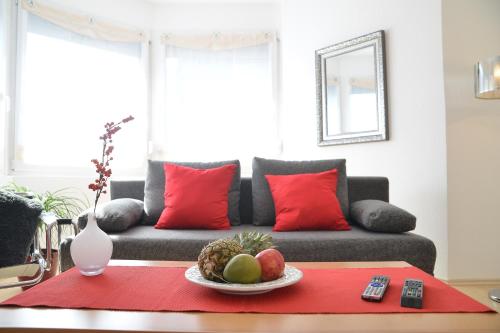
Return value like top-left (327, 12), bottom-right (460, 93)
top-left (265, 169), bottom-right (351, 231)
top-left (155, 163), bottom-right (236, 230)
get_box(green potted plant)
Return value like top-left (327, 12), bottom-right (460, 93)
top-left (1, 182), bottom-right (88, 224)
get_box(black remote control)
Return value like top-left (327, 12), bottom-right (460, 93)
top-left (401, 279), bottom-right (423, 308)
top-left (361, 275), bottom-right (390, 302)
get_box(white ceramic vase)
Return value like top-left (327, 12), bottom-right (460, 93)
top-left (70, 212), bottom-right (113, 276)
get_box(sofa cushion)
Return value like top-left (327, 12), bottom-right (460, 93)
top-left (87, 224), bottom-right (436, 275)
top-left (265, 169), bottom-right (350, 231)
top-left (155, 163), bottom-right (236, 230)
top-left (350, 200), bottom-right (416, 233)
top-left (143, 160), bottom-right (241, 226)
top-left (78, 198), bottom-right (144, 232)
top-left (251, 157), bottom-right (349, 226)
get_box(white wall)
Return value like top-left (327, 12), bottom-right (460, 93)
top-left (443, 0), bottom-right (500, 280)
top-left (150, 1), bottom-right (279, 33)
top-left (280, 0), bottom-right (449, 278)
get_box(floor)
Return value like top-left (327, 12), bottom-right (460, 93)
top-left (448, 283), bottom-right (500, 312)
top-left (0, 278), bottom-right (20, 302)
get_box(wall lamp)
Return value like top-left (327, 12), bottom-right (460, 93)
top-left (475, 56), bottom-right (500, 99)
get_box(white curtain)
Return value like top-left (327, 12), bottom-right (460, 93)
top-left (161, 34), bottom-right (280, 173)
top-left (161, 32), bottom-right (275, 51)
top-left (20, 0), bottom-right (145, 43)
top-left (14, 5), bottom-right (148, 172)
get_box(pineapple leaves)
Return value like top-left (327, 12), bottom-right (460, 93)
top-left (233, 231), bottom-right (275, 256)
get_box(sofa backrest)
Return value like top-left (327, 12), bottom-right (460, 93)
top-left (110, 176), bottom-right (389, 225)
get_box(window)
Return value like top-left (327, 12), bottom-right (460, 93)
top-left (13, 3), bottom-right (147, 173)
top-left (347, 85), bottom-right (378, 133)
top-left (161, 34), bottom-right (280, 173)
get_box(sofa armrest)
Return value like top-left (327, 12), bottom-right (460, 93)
top-left (78, 198), bottom-right (144, 233)
top-left (350, 199), bottom-right (416, 233)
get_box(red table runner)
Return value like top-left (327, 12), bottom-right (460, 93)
top-left (1, 266), bottom-right (494, 314)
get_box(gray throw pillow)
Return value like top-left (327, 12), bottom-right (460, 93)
top-left (251, 157), bottom-right (349, 226)
top-left (78, 198), bottom-right (144, 232)
top-left (350, 199), bottom-right (416, 233)
top-left (143, 160), bottom-right (241, 226)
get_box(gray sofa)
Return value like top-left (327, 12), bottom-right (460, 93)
top-left (60, 176), bottom-right (437, 274)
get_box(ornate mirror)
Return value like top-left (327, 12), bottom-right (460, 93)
top-left (316, 30), bottom-right (388, 146)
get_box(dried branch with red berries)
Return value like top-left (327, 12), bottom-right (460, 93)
top-left (89, 115), bottom-right (134, 212)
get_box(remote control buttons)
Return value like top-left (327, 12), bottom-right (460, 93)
top-left (362, 275), bottom-right (390, 302)
top-left (401, 278), bottom-right (424, 309)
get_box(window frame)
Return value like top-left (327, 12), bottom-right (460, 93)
top-left (1, 0), bottom-right (17, 176)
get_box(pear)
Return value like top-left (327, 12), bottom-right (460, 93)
top-left (223, 254), bottom-right (261, 284)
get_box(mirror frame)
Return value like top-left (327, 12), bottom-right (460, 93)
top-left (316, 30), bottom-right (388, 146)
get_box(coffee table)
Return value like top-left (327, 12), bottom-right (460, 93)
top-left (0, 260), bottom-right (498, 333)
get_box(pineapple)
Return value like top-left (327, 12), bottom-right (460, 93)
top-left (197, 232), bottom-right (275, 283)
top-left (198, 239), bottom-right (243, 282)
top-left (233, 231), bottom-right (275, 256)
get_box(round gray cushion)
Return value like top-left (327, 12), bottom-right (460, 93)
top-left (78, 198), bottom-right (144, 232)
top-left (350, 199), bottom-right (416, 233)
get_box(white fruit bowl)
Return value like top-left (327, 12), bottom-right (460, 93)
top-left (184, 264), bottom-right (303, 295)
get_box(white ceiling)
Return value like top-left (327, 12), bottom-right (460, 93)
top-left (145, 0), bottom-right (279, 4)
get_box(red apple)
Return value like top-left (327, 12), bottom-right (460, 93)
top-left (255, 249), bottom-right (285, 281)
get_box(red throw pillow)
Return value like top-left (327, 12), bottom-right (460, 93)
top-left (155, 163), bottom-right (236, 230)
top-left (265, 169), bottom-right (351, 232)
